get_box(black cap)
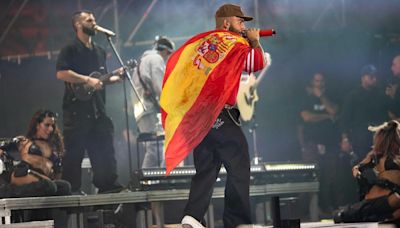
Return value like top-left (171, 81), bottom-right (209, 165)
top-left (360, 64), bottom-right (378, 77)
top-left (154, 36), bottom-right (175, 52)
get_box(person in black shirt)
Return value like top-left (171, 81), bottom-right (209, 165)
top-left (298, 72), bottom-right (339, 217)
top-left (386, 55), bottom-right (400, 119)
top-left (340, 65), bottom-right (389, 159)
top-left (298, 72), bottom-right (339, 162)
top-left (56, 10), bottom-right (123, 194)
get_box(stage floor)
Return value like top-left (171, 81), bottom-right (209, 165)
top-left (160, 221), bottom-right (395, 228)
top-left (259, 221), bottom-right (396, 228)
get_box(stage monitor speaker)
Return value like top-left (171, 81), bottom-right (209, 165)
top-left (130, 162), bottom-right (317, 191)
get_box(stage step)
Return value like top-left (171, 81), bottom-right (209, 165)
top-left (0, 220), bottom-right (54, 227)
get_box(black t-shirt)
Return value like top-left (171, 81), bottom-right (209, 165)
top-left (340, 86), bottom-right (389, 134)
top-left (56, 37), bottom-right (107, 116)
top-left (387, 77), bottom-right (400, 117)
top-left (299, 91), bottom-right (338, 146)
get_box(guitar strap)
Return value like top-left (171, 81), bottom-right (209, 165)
top-left (136, 58), bottom-right (161, 110)
top-left (92, 78), bottom-right (106, 119)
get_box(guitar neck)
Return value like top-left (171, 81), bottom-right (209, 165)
top-left (98, 72), bottom-right (113, 82)
top-left (253, 65), bottom-right (269, 88)
top-left (98, 68), bottom-right (120, 82)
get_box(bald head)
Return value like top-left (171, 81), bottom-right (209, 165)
top-left (392, 55), bottom-right (400, 77)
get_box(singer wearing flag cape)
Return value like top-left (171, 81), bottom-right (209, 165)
top-left (160, 3), bottom-right (271, 228)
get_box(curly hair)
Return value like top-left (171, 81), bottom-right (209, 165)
top-left (26, 110), bottom-right (64, 156)
top-left (373, 120), bottom-right (400, 166)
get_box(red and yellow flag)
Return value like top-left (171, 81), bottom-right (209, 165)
top-left (160, 29), bottom-right (251, 174)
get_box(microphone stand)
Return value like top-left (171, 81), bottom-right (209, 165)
top-left (250, 106), bottom-right (262, 165)
top-left (106, 35), bottom-right (146, 178)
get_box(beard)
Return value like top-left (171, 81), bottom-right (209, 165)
top-left (82, 26), bottom-right (96, 36)
top-left (228, 26), bottom-right (241, 34)
top-left (229, 26), bottom-right (246, 38)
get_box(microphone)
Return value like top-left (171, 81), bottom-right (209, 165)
top-left (94, 25), bottom-right (116, 37)
top-left (259, 29), bottom-right (276, 37)
top-left (241, 29), bottom-right (276, 39)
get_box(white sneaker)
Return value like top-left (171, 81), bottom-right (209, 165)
top-left (181, 215), bottom-right (205, 228)
top-left (237, 225), bottom-right (265, 228)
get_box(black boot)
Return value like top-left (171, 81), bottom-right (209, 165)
top-left (334, 195), bottom-right (394, 223)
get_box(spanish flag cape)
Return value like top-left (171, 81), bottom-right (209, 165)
top-left (160, 29), bottom-right (251, 175)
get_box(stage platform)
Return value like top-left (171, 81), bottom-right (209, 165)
top-left (242, 221), bottom-right (396, 228)
top-left (121, 221), bottom-right (397, 228)
top-left (0, 182), bottom-right (318, 227)
top-left (0, 220), bottom-right (54, 228)
top-left (298, 222), bottom-right (396, 227)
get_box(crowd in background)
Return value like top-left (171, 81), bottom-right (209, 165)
top-left (296, 54), bottom-right (400, 217)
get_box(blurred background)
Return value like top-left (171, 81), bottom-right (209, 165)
top-left (1, 0), bottom-right (400, 185)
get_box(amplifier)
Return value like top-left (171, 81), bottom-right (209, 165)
top-left (129, 162), bottom-right (317, 191)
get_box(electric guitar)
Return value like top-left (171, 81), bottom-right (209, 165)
top-left (236, 63), bottom-right (270, 121)
top-left (71, 59), bottom-right (136, 101)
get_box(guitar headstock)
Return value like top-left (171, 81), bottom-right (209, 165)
top-left (125, 59), bottom-right (138, 71)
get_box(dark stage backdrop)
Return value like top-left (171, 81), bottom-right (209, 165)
top-left (1, 0), bottom-right (400, 184)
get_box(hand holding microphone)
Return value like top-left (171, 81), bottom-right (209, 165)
top-left (243, 29), bottom-right (275, 48)
top-left (242, 29), bottom-right (276, 40)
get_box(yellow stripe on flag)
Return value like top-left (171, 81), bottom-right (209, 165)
top-left (160, 30), bottom-right (250, 174)
top-left (161, 32), bottom-right (247, 147)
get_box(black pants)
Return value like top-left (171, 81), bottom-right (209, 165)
top-left (62, 113), bottom-right (121, 193)
top-left (184, 108), bottom-right (251, 228)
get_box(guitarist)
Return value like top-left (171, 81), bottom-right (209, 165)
top-left (132, 36), bottom-right (175, 168)
top-left (56, 10), bottom-right (123, 194)
top-left (131, 36), bottom-right (174, 228)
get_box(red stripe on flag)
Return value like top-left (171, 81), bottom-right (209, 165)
top-left (164, 42), bottom-right (250, 174)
